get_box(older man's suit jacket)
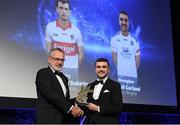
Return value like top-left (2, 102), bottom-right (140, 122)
top-left (35, 67), bottom-right (73, 124)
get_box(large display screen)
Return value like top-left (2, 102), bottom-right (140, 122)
top-left (0, 0), bottom-right (177, 107)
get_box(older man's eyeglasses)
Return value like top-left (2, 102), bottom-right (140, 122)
top-left (50, 56), bottom-right (65, 61)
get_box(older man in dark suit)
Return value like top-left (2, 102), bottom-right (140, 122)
top-left (85, 58), bottom-right (123, 124)
top-left (35, 48), bottom-right (83, 124)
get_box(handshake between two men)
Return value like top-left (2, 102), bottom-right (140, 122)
top-left (70, 104), bottom-right (84, 117)
top-left (70, 102), bottom-right (99, 118)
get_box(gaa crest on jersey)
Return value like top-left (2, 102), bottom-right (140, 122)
top-left (130, 41), bottom-right (134, 46)
top-left (70, 34), bottom-right (74, 40)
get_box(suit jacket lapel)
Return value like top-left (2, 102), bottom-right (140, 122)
top-left (99, 78), bottom-right (111, 99)
top-left (47, 67), bottom-right (69, 97)
top-left (48, 67), bottom-right (61, 88)
top-left (60, 75), bottom-right (69, 90)
top-left (60, 74), bottom-right (70, 98)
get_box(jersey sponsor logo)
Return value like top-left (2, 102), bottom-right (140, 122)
top-left (122, 47), bottom-right (129, 53)
top-left (52, 41), bottom-right (78, 56)
top-left (121, 47), bottom-right (132, 59)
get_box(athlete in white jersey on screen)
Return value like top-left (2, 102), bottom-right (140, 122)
top-left (110, 10), bottom-right (140, 95)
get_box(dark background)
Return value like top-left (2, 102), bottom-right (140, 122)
top-left (171, 0), bottom-right (180, 113)
top-left (0, 0), bottom-right (179, 123)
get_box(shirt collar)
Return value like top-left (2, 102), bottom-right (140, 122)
top-left (97, 76), bottom-right (108, 84)
top-left (50, 67), bottom-right (55, 73)
top-left (56, 20), bottom-right (72, 30)
top-left (49, 67), bottom-right (62, 74)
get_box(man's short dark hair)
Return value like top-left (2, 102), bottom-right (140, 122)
top-left (55, 0), bottom-right (71, 9)
top-left (95, 58), bottom-right (109, 67)
top-left (119, 10), bottom-right (129, 17)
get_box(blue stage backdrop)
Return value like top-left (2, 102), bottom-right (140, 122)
top-left (0, 0), bottom-right (177, 108)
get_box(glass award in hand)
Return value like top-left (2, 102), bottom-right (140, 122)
top-left (76, 86), bottom-right (93, 106)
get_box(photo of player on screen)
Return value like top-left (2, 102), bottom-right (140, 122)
top-left (110, 10), bottom-right (141, 95)
top-left (45, 0), bottom-right (84, 98)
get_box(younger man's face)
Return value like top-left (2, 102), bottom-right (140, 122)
top-left (95, 61), bottom-right (109, 80)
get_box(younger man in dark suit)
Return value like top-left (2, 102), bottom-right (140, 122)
top-left (85, 58), bottom-right (123, 124)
